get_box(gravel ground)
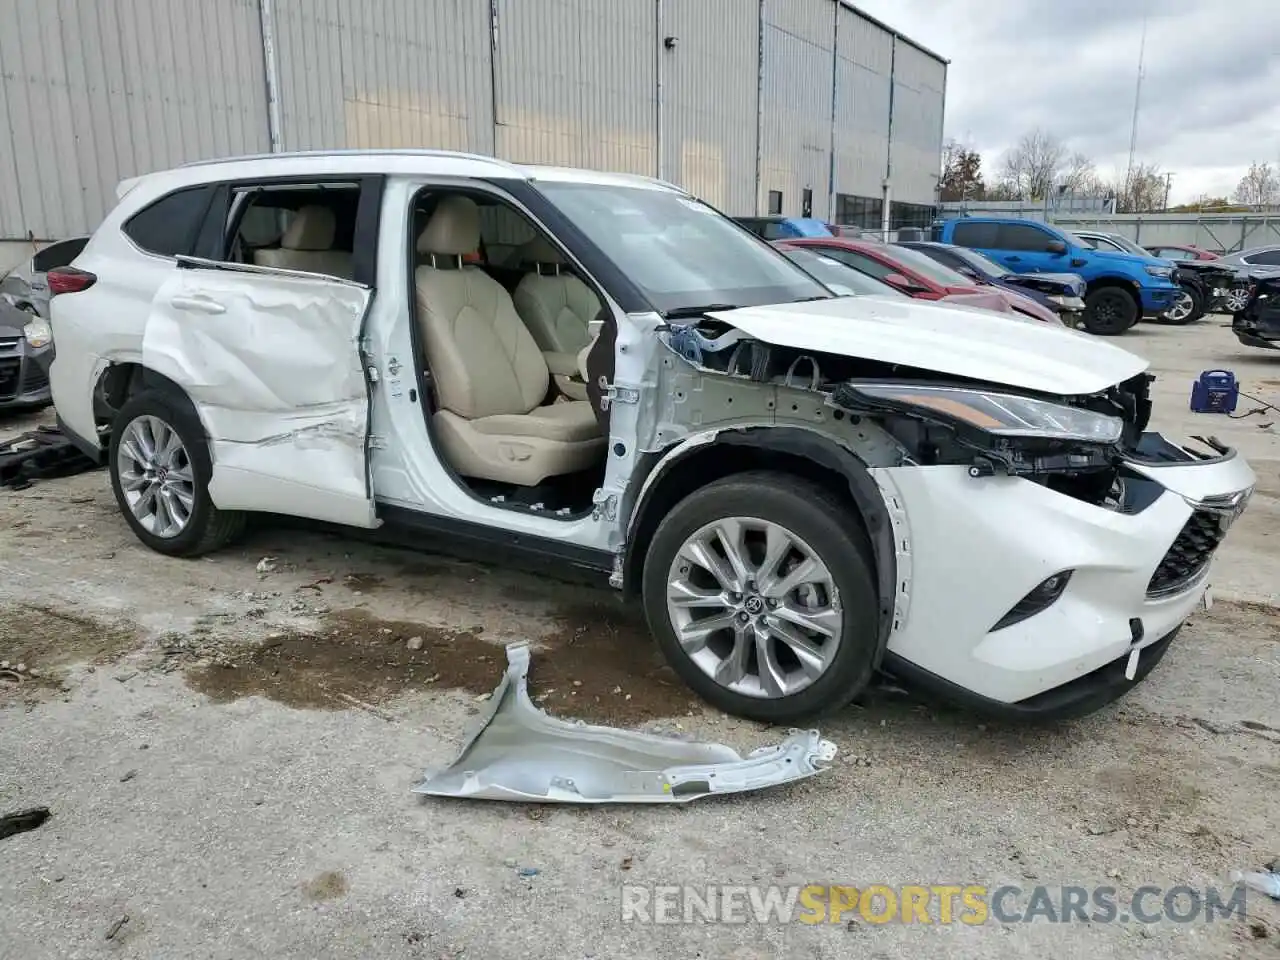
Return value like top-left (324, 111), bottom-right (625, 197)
top-left (1, 317), bottom-right (1278, 959)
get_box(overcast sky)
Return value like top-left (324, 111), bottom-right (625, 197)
top-left (851, 0), bottom-right (1280, 204)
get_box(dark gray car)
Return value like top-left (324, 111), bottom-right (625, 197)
top-left (0, 300), bottom-right (53, 409)
top-left (0, 236), bottom-right (89, 320)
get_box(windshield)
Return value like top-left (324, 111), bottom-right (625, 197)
top-left (879, 244), bottom-right (974, 287)
top-left (948, 246), bottom-right (1010, 278)
top-left (532, 182), bottom-right (830, 314)
top-left (779, 247), bottom-right (906, 297)
top-left (1091, 233), bottom-right (1146, 256)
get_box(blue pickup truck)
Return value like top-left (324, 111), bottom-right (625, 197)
top-left (932, 217), bottom-right (1181, 335)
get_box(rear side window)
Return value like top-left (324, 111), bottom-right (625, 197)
top-left (819, 247), bottom-right (895, 280)
top-left (122, 186), bottom-right (213, 257)
top-left (996, 223), bottom-right (1057, 252)
top-left (1246, 249), bottom-right (1280, 265)
top-left (950, 221), bottom-right (999, 248)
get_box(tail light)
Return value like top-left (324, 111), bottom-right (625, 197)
top-left (47, 266), bottom-right (97, 295)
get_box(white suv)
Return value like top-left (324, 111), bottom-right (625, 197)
top-left (46, 150), bottom-right (1255, 723)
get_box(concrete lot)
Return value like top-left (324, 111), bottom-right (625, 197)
top-left (1, 317), bottom-right (1278, 959)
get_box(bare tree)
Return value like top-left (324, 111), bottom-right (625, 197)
top-left (997, 129), bottom-right (1067, 200)
top-left (1110, 162), bottom-right (1166, 213)
top-left (1233, 162), bottom-right (1280, 208)
top-left (1060, 152), bottom-right (1106, 196)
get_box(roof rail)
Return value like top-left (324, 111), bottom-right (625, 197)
top-left (179, 148), bottom-right (526, 172)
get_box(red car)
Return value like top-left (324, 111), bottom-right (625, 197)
top-left (1144, 243), bottom-right (1220, 262)
top-left (776, 237), bottom-right (1062, 324)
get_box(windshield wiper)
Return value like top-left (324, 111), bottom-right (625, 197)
top-left (663, 303), bottom-right (741, 319)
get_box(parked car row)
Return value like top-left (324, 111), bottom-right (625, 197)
top-left (37, 149), bottom-right (1255, 725)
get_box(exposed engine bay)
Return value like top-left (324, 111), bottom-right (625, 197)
top-left (663, 320), bottom-right (1228, 513)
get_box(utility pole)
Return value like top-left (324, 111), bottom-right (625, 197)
top-left (1163, 172), bottom-right (1173, 211)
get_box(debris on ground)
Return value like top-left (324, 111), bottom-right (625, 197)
top-left (104, 915), bottom-right (130, 940)
top-left (1231, 868), bottom-right (1280, 900)
top-left (412, 642), bottom-right (838, 804)
top-left (0, 426), bottom-right (100, 490)
top-left (1, 806), bottom-right (51, 840)
top-left (255, 557), bottom-right (277, 574)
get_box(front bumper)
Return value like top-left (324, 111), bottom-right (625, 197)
top-left (874, 438), bottom-right (1256, 707)
top-left (1234, 313), bottom-right (1280, 349)
top-left (0, 335), bottom-right (51, 408)
top-left (1139, 284), bottom-right (1179, 315)
top-left (1047, 295), bottom-right (1086, 313)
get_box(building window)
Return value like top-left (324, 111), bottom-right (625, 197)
top-left (835, 194), bottom-right (882, 229)
top-left (801, 188), bottom-right (813, 218)
top-left (889, 201), bottom-right (938, 231)
top-left (767, 191), bottom-right (783, 215)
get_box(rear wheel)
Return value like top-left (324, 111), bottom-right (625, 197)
top-left (1083, 287), bottom-right (1138, 335)
top-left (108, 390), bottom-right (246, 557)
top-left (641, 472), bottom-right (880, 723)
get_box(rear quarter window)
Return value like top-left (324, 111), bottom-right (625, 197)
top-left (950, 221), bottom-right (999, 248)
top-left (122, 185), bottom-right (215, 257)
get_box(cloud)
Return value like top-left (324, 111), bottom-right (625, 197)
top-left (851, 0), bottom-right (1280, 202)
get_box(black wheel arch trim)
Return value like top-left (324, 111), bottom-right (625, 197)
top-left (622, 427), bottom-right (898, 664)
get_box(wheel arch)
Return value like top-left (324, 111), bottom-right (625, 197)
top-left (1085, 275), bottom-right (1141, 304)
top-left (621, 426), bottom-right (898, 662)
top-left (96, 362), bottom-right (208, 440)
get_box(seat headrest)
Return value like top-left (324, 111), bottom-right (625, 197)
top-left (282, 206), bottom-right (336, 251)
top-left (520, 235), bottom-right (564, 266)
top-left (418, 196), bottom-right (481, 256)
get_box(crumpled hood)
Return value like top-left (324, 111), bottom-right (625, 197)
top-left (707, 295), bottom-right (1150, 396)
top-left (1003, 272), bottom-right (1086, 297)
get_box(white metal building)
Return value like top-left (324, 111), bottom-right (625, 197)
top-left (0, 0), bottom-right (947, 267)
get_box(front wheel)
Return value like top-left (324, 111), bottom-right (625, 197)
top-left (1160, 284), bottom-right (1203, 325)
top-left (641, 472), bottom-right (881, 723)
top-left (1083, 287), bottom-right (1138, 335)
top-left (108, 390), bottom-right (246, 557)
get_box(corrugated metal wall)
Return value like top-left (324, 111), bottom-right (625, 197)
top-left (0, 0), bottom-right (269, 239)
top-left (271, 0), bottom-right (493, 153)
top-left (758, 0), bottom-right (835, 219)
top-left (834, 6), bottom-right (892, 201)
top-left (658, 0), bottom-right (759, 213)
top-left (888, 40), bottom-right (946, 205)
top-left (0, 0), bottom-right (945, 240)
top-left (493, 0), bottom-right (656, 175)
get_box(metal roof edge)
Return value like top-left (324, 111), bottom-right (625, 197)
top-left (836, 0), bottom-right (950, 65)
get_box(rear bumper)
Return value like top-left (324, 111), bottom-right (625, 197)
top-left (874, 438), bottom-right (1255, 707)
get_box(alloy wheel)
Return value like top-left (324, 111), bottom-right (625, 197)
top-left (1164, 291), bottom-right (1194, 322)
top-left (1225, 288), bottom-right (1250, 312)
top-left (116, 415), bottom-right (196, 539)
top-left (665, 518), bottom-right (843, 699)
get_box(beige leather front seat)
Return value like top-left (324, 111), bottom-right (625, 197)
top-left (414, 196), bottom-right (605, 487)
top-left (512, 236), bottom-right (600, 402)
top-left (254, 206), bottom-right (354, 279)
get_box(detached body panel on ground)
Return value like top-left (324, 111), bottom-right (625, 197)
top-left (46, 150), bottom-right (1256, 723)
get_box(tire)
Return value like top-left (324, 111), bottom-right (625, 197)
top-left (1082, 286), bottom-right (1139, 335)
top-left (108, 389), bottom-right (246, 557)
top-left (1158, 284), bottom-right (1203, 325)
top-left (641, 471), bottom-right (880, 723)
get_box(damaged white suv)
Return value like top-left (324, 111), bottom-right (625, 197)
top-left (47, 150), bottom-right (1255, 723)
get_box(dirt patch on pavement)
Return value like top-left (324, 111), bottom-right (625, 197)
top-left (184, 599), bottom-right (696, 726)
top-left (301, 870), bottom-right (348, 901)
top-left (185, 609), bottom-right (497, 710)
top-left (0, 603), bottom-right (139, 692)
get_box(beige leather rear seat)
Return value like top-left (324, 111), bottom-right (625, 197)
top-left (413, 196), bottom-right (605, 487)
top-left (253, 205), bottom-right (354, 279)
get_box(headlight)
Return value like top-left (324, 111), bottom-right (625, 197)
top-left (1145, 265), bottom-right (1173, 279)
top-left (851, 383), bottom-right (1125, 443)
top-left (23, 319), bottom-right (52, 348)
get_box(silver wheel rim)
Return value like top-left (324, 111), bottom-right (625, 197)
top-left (117, 415), bottom-right (195, 539)
top-left (1227, 289), bottom-right (1249, 311)
top-left (665, 517), bottom-right (843, 699)
top-left (1166, 291), bottom-right (1193, 321)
